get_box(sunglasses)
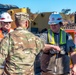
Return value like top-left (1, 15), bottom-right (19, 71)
top-left (3, 22), bottom-right (11, 24)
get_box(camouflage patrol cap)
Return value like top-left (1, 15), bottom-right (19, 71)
top-left (15, 12), bottom-right (29, 21)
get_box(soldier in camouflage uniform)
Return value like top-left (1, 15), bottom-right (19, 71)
top-left (0, 12), bottom-right (49, 75)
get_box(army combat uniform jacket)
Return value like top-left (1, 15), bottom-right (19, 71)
top-left (0, 27), bottom-right (44, 75)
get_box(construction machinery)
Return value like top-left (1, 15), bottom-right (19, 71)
top-left (0, 4), bottom-right (19, 14)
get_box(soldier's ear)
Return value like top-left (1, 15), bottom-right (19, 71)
top-left (25, 20), bottom-right (29, 28)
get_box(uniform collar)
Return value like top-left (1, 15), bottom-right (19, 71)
top-left (16, 27), bottom-right (27, 30)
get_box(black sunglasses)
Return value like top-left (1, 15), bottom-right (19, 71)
top-left (3, 22), bottom-right (11, 24)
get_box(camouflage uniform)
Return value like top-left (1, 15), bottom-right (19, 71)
top-left (0, 12), bottom-right (44, 75)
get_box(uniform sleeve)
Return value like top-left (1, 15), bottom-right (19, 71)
top-left (35, 36), bottom-right (45, 54)
top-left (0, 37), bottom-right (9, 70)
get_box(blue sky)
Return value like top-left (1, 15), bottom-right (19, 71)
top-left (0, 0), bottom-right (76, 13)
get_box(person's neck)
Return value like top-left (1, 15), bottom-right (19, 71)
top-left (17, 26), bottom-right (27, 29)
top-left (53, 30), bottom-right (60, 34)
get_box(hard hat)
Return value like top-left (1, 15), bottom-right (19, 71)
top-left (48, 12), bottom-right (63, 25)
top-left (0, 12), bottom-right (13, 22)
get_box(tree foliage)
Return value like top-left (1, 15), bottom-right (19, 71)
top-left (61, 9), bottom-right (71, 14)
